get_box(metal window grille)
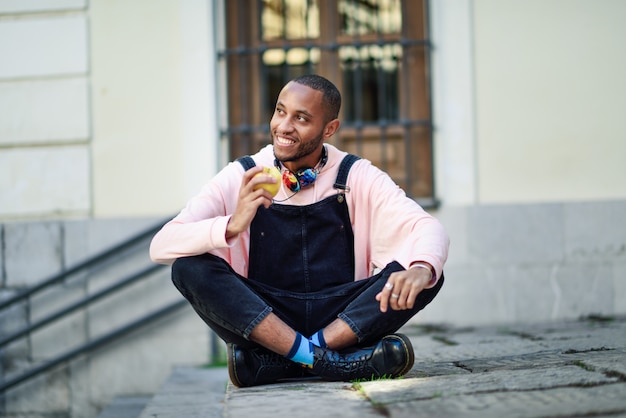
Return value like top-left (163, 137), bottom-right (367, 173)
top-left (217, 0), bottom-right (435, 205)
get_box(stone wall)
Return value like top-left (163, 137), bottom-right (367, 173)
top-left (421, 200), bottom-right (626, 326)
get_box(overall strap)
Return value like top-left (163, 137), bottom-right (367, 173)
top-left (237, 156), bottom-right (256, 170)
top-left (333, 154), bottom-right (361, 192)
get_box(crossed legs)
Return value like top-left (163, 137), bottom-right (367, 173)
top-left (172, 253), bottom-right (443, 386)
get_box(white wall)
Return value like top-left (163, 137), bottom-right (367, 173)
top-left (432, 0), bottom-right (626, 207)
top-left (0, 2), bottom-right (90, 219)
top-left (90, 0), bottom-right (218, 217)
top-left (472, 0), bottom-right (626, 204)
top-left (431, 0), bottom-right (478, 206)
top-left (0, 0), bottom-right (218, 220)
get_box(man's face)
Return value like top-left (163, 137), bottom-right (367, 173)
top-left (270, 82), bottom-right (329, 170)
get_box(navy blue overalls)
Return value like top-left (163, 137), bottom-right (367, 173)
top-left (171, 154), bottom-right (443, 348)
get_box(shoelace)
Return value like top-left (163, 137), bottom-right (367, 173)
top-left (319, 350), bottom-right (373, 375)
top-left (256, 350), bottom-right (292, 367)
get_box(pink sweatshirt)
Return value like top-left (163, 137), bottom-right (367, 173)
top-left (149, 144), bottom-right (449, 285)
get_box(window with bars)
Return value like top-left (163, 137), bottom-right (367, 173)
top-left (218, 0), bottom-right (435, 204)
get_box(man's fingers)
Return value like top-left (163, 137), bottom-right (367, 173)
top-left (378, 280), bottom-right (395, 312)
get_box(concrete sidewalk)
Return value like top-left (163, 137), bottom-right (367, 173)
top-left (135, 315), bottom-right (626, 417)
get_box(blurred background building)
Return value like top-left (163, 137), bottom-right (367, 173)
top-left (1, 0), bottom-right (625, 416)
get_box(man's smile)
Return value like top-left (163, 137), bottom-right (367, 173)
top-left (274, 135), bottom-right (297, 146)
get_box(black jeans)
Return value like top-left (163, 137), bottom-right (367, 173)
top-left (172, 253), bottom-right (443, 348)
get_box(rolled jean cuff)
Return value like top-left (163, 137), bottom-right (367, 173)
top-left (243, 306), bottom-right (273, 340)
top-left (337, 312), bottom-right (364, 343)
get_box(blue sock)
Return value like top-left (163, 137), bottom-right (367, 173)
top-left (285, 333), bottom-right (314, 366)
top-left (309, 330), bottom-right (327, 348)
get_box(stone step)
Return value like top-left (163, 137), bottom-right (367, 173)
top-left (96, 396), bottom-right (152, 418)
top-left (137, 367), bottom-right (229, 418)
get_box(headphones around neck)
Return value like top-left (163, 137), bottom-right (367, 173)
top-left (274, 146), bottom-right (328, 193)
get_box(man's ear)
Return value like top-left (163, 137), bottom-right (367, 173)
top-left (323, 119), bottom-right (341, 139)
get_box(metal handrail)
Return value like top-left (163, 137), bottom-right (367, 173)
top-left (0, 217), bottom-right (169, 312)
top-left (0, 299), bottom-right (187, 393)
top-left (0, 263), bottom-right (165, 348)
top-left (0, 216), bottom-right (186, 393)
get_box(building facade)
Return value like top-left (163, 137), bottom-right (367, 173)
top-left (1, 0), bottom-right (625, 415)
top-left (2, 0), bottom-right (626, 325)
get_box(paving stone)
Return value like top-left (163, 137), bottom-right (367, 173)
top-left (408, 361), bottom-right (470, 378)
top-left (458, 350), bottom-right (569, 371)
top-left (579, 348), bottom-right (626, 377)
top-left (411, 334), bottom-right (545, 363)
top-left (97, 396), bottom-right (151, 418)
top-left (224, 380), bottom-right (382, 418)
top-left (362, 365), bottom-right (618, 404)
top-left (454, 348), bottom-right (626, 374)
top-left (384, 383), bottom-right (626, 418)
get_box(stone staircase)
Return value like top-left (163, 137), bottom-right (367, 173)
top-left (97, 367), bottom-right (229, 418)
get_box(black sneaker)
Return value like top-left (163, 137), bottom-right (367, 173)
top-left (310, 334), bottom-right (414, 382)
top-left (227, 344), bottom-right (314, 387)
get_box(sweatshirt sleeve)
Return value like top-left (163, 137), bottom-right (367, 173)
top-left (149, 162), bottom-right (244, 265)
top-left (350, 160), bottom-right (449, 282)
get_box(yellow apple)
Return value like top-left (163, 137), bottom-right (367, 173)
top-left (253, 166), bottom-right (281, 197)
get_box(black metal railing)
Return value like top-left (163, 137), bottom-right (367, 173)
top-left (0, 220), bottom-right (167, 312)
top-left (0, 217), bottom-right (189, 393)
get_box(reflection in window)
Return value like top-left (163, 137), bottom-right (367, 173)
top-left (263, 48), bottom-right (321, 120)
top-left (340, 44), bottom-right (401, 122)
top-left (262, 0), bottom-right (320, 40)
top-left (339, 0), bottom-right (402, 36)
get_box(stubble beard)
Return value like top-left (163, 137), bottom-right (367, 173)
top-left (273, 131), bottom-right (325, 164)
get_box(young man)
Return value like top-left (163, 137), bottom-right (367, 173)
top-left (150, 74), bottom-right (449, 387)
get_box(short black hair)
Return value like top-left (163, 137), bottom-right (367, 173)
top-left (291, 74), bottom-right (341, 122)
